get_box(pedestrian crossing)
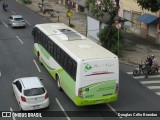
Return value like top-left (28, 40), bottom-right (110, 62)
top-left (126, 71), bottom-right (160, 96)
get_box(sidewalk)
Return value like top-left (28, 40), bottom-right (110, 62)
top-left (25, 0), bottom-right (87, 35)
top-left (21, 0), bottom-right (160, 66)
top-left (120, 32), bottom-right (160, 66)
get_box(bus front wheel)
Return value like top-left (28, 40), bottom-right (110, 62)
top-left (56, 76), bottom-right (62, 91)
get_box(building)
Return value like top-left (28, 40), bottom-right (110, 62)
top-left (120, 0), bottom-right (160, 42)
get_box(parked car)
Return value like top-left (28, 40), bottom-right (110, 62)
top-left (8, 15), bottom-right (26, 28)
top-left (12, 77), bottom-right (49, 111)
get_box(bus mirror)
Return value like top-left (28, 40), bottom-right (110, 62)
top-left (32, 29), bottom-right (36, 36)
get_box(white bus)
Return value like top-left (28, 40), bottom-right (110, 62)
top-left (32, 23), bottom-right (119, 106)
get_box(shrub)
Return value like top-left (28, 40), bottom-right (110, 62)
top-left (21, 0), bottom-right (32, 4)
top-left (69, 23), bottom-right (75, 28)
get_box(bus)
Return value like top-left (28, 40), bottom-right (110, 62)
top-left (32, 23), bottom-right (119, 106)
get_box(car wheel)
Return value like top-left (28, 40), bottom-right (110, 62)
top-left (56, 76), bottom-right (62, 91)
top-left (133, 70), bottom-right (140, 76)
top-left (11, 24), bottom-right (14, 29)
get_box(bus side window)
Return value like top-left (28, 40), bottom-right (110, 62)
top-left (63, 55), bottom-right (68, 71)
top-left (53, 44), bottom-right (57, 58)
top-left (49, 41), bottom-right (54, 55)
top-left (59, 50), bottom-right (64, 66)
top-left (56, 46), bottom-right (61, 62)
top-left (72, 62), bottom-right (77, 80)
top-left (67, 57), bottom-right (73, 78)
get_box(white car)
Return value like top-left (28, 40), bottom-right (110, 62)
top-left (12, 77), bottom-right (49, 111)
top-left (8, 15), bottom-right (26, 28)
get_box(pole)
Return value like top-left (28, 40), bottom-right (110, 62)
top-left (69, 16), bottom-right (70, 26)
top-left (118, 28), bottom-right (119, 57)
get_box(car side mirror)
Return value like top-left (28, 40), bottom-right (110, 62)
top-left (13, 82), bottom-right (16, 85)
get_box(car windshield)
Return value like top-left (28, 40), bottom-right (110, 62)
top-left (24, 88), bottom-right (45, 96)
top-left (14, 18), bottom-right (23, 21)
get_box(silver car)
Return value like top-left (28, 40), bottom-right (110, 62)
top-left (8, 15), bottom-right (26, 28)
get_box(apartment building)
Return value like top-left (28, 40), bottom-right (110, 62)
top-left (120, 0), bottom-right (160, 42)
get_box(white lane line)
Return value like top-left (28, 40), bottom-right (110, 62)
top-left (55, 98), bottom-right (70, 120)
top-left (10, 10), bottom-right (16, 14)
top-left (10, 107), bottom-right (16, 120)
top-left (133, 75), bottom-right (160, 79)
top-left (141, 80), bottom-right (160, 84)
top-left (126, 72), bottom-right (133, 75)
top-left (2, 21), bottom-right (8, 27)
top-left (16, 36), bottom-right (23, 44)
top-left (107, 104), bottom-right (122, 118)
top-left (147, 86), bottom-right (160, 89)
top-left (155, 92), bottom-right (160, 95)
top-left (25, 20), bottom-right (31, 25)
top-left (0, 71), bottom-right (1, 76)
top-left (33, 59), bottom-right (41, 72)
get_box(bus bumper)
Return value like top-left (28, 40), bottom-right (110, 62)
top-left (75, 93), bottom-right (118, 106)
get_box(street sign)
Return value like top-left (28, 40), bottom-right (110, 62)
top-left (67, 11), bottom-right (72, 17)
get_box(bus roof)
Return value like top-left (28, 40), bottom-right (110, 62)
top-left (35, 23), bottom-right (117, 60)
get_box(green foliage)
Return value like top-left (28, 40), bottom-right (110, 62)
top-left (98, 26), bottom-right (124, 56)
top-left (21, 0), bottom-right (32, 4)
top-left (69, 23), bottom-right (75, 28)
top-left (136, 0), bottom-right (160, 12)
top-left (85, 0), bottom-right (120, 51)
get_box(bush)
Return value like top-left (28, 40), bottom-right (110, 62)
top-left (97, 26), bottom-right (125, 57)
top-left (69, 23), bottom-right (75, 28)
top-left (21, 0), bottom-right (32, 4)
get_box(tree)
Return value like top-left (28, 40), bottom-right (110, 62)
top-left (98, 26), bottom-right (124, 56)
top-left (86, 0), bottom-right (120, 50)
top-left (136, 0), bottom-right (160, 12)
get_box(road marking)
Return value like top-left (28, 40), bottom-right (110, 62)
top-left (0, 71), bottom-right (1, 76)
top-left (126, 72), bottom-right (133, 75)
top-left (141, 80), bottom-right (160, 84)
top-left (10, 10), bottom-right (16, 14)
top-left (16, 36), bottom-right (23, 44)
top-left (55, 98), bottom-right (70, 120)
top-left (147, 86), bottom-right (160, 89)
top-left (33, 59), bottom-right (41, 72)
top-left (133, 75), bottom-right (160, 79)
top-left (107, 104), bottom-right (122, 118)
top-left (10, 107), bottom-right (16, 120)
top-left (2, 21), bottom-right (8, 27)
top-left (25, 20), bottom-right (31, 25)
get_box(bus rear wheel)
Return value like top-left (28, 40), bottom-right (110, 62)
top-left (56, 76), bottom-right (62, 91)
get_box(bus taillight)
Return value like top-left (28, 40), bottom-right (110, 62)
top-left (116, 84), bottom-right (119, 93)
top-left (78, 88), bottom-right (83, 98)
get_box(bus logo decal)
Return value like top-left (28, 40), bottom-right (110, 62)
top-left (84, 64), bottom-right (92, 72)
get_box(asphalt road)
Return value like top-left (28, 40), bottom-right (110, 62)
top-left (0, 0), bottom-right (160, 120)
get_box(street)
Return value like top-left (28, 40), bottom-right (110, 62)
top-left (0, 0), bottom-right (160, 120)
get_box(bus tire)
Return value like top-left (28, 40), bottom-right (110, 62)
top-left (38, 52), bottom-right (42, 65)
top-left (56, 75), bottom-right (62, 91)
